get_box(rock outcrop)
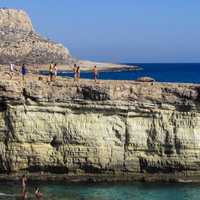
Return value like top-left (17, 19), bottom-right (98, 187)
top-left (137, 76), bottom-right (156, 82)
top-left (0, 77), bottom-right (200, 181)
top-left (0, 8), bottom-right (72, 64)
top-left (0, 8), bottom-right (139, 72)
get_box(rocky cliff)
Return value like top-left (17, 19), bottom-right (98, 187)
top-left (0, 8), bottom-right (72, 65)
top-left (0, 77), bottom-right (200, 182)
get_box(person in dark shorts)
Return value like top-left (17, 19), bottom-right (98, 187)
top-left (21, 64), bottom-right (27, 81)
top-left (49, 63), bottom-right (54, 81)
top-left (76, 66), bottom-right (80, 82)
top-left (93, 65), bottom-right (98, 82)
top-left (73, 64), bottom-right (77, 82)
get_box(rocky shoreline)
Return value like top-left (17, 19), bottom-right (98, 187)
top-left (0, 172), bottom-right (200, 184)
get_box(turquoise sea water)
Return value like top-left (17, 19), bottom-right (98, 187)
top-left (41, 63), bottom-right (200, 83)
top-left (0, 182), bottom-right (200, 200)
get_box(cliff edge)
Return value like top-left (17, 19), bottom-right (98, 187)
top-left (0, 76), bottom-right (200, 182)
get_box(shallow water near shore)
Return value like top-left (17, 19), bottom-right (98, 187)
top-left (41, 63), bottom-right (200, 83)
top-left (1, 182), bottom-right (200, 200)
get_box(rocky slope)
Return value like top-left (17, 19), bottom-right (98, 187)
top-left (0, 76), bottom-right (200, 182)
top-left (0, 8), bottom-right (140, 72)
top-left (0, 8), bottom-right (72, 65)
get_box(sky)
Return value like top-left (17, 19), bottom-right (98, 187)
top-left (1, 0), bottom-right (200, 63)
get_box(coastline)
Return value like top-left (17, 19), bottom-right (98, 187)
top-left (1, 7), bottom-right (200, 188)
top-left (35, 63), bottom-right (141, 74)
top-left (0, 62), bottom-right (142, 76)
top-left (0, 173), bottom-right (199, 184)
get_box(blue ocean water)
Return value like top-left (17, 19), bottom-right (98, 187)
top-left (51, 63), bottom-right (200, 83)
top-left (0, 182), bottom-right (200, 200)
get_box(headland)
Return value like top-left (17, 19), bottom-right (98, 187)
top-left (0, 8), bottom-right (200, 183)
top-left (0, 8), bottom-right (139, 73)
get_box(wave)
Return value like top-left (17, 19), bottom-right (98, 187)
top-left (0, 192), bottom-right (15, 197)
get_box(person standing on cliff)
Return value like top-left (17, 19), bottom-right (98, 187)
top-left (6, 63), bottom-right (15, 80)
top-left (21, 64), bottom-right (27, 81)
top-left (8, 63), bottom-right (15, 80)
top-left (76, 66), bottom-right (80, 82)
top-left (53, 63), bottom-right (58, 80)
top-left (73, 64), bottom-right (77, 82)
top-left (93, 65), bottom-right (98, 82)
top-left (49, 62), bottom-right (54, 82)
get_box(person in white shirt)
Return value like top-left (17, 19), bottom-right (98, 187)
top-left (10, 63), bottom-right (14, 72)
top-left (53, 63), bottom-right (58, 80)
top-left (9, 63), bottom-right (15, 79)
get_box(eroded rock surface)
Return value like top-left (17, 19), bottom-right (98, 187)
top-left (0, 78), bottom-right (200, 181)
top-left (0, 8), bottom-right (72, 64)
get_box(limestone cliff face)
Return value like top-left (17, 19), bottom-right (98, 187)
top-left (1, 79), bottom-right (200, 179)
top-left (0, 8), bottom-right (72, 64)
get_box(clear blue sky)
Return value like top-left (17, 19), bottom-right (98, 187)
top-left (1, 0), bottom-right (200, 63)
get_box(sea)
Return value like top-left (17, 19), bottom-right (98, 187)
top-left (44, 63), bottom-right (200, 83)
top-left (0, 182), bottom-right (200, 200)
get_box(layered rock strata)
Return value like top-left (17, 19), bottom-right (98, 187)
top-left (0, 78), bottom-right (200, 182)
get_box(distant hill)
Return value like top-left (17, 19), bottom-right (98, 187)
top-left (0, 8), bottom-right (73, 65)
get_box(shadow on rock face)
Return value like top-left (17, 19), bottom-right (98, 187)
top-left (81, 86), bottom-right (111, 101)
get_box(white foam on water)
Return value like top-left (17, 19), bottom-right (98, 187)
top-left (0, 192), bottom-right (14, 197)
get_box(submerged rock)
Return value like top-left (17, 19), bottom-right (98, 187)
top-left (136, 76), bottom-right (156, 82)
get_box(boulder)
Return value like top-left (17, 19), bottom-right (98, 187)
top-left (136, 76), bottom-right (156, 82)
